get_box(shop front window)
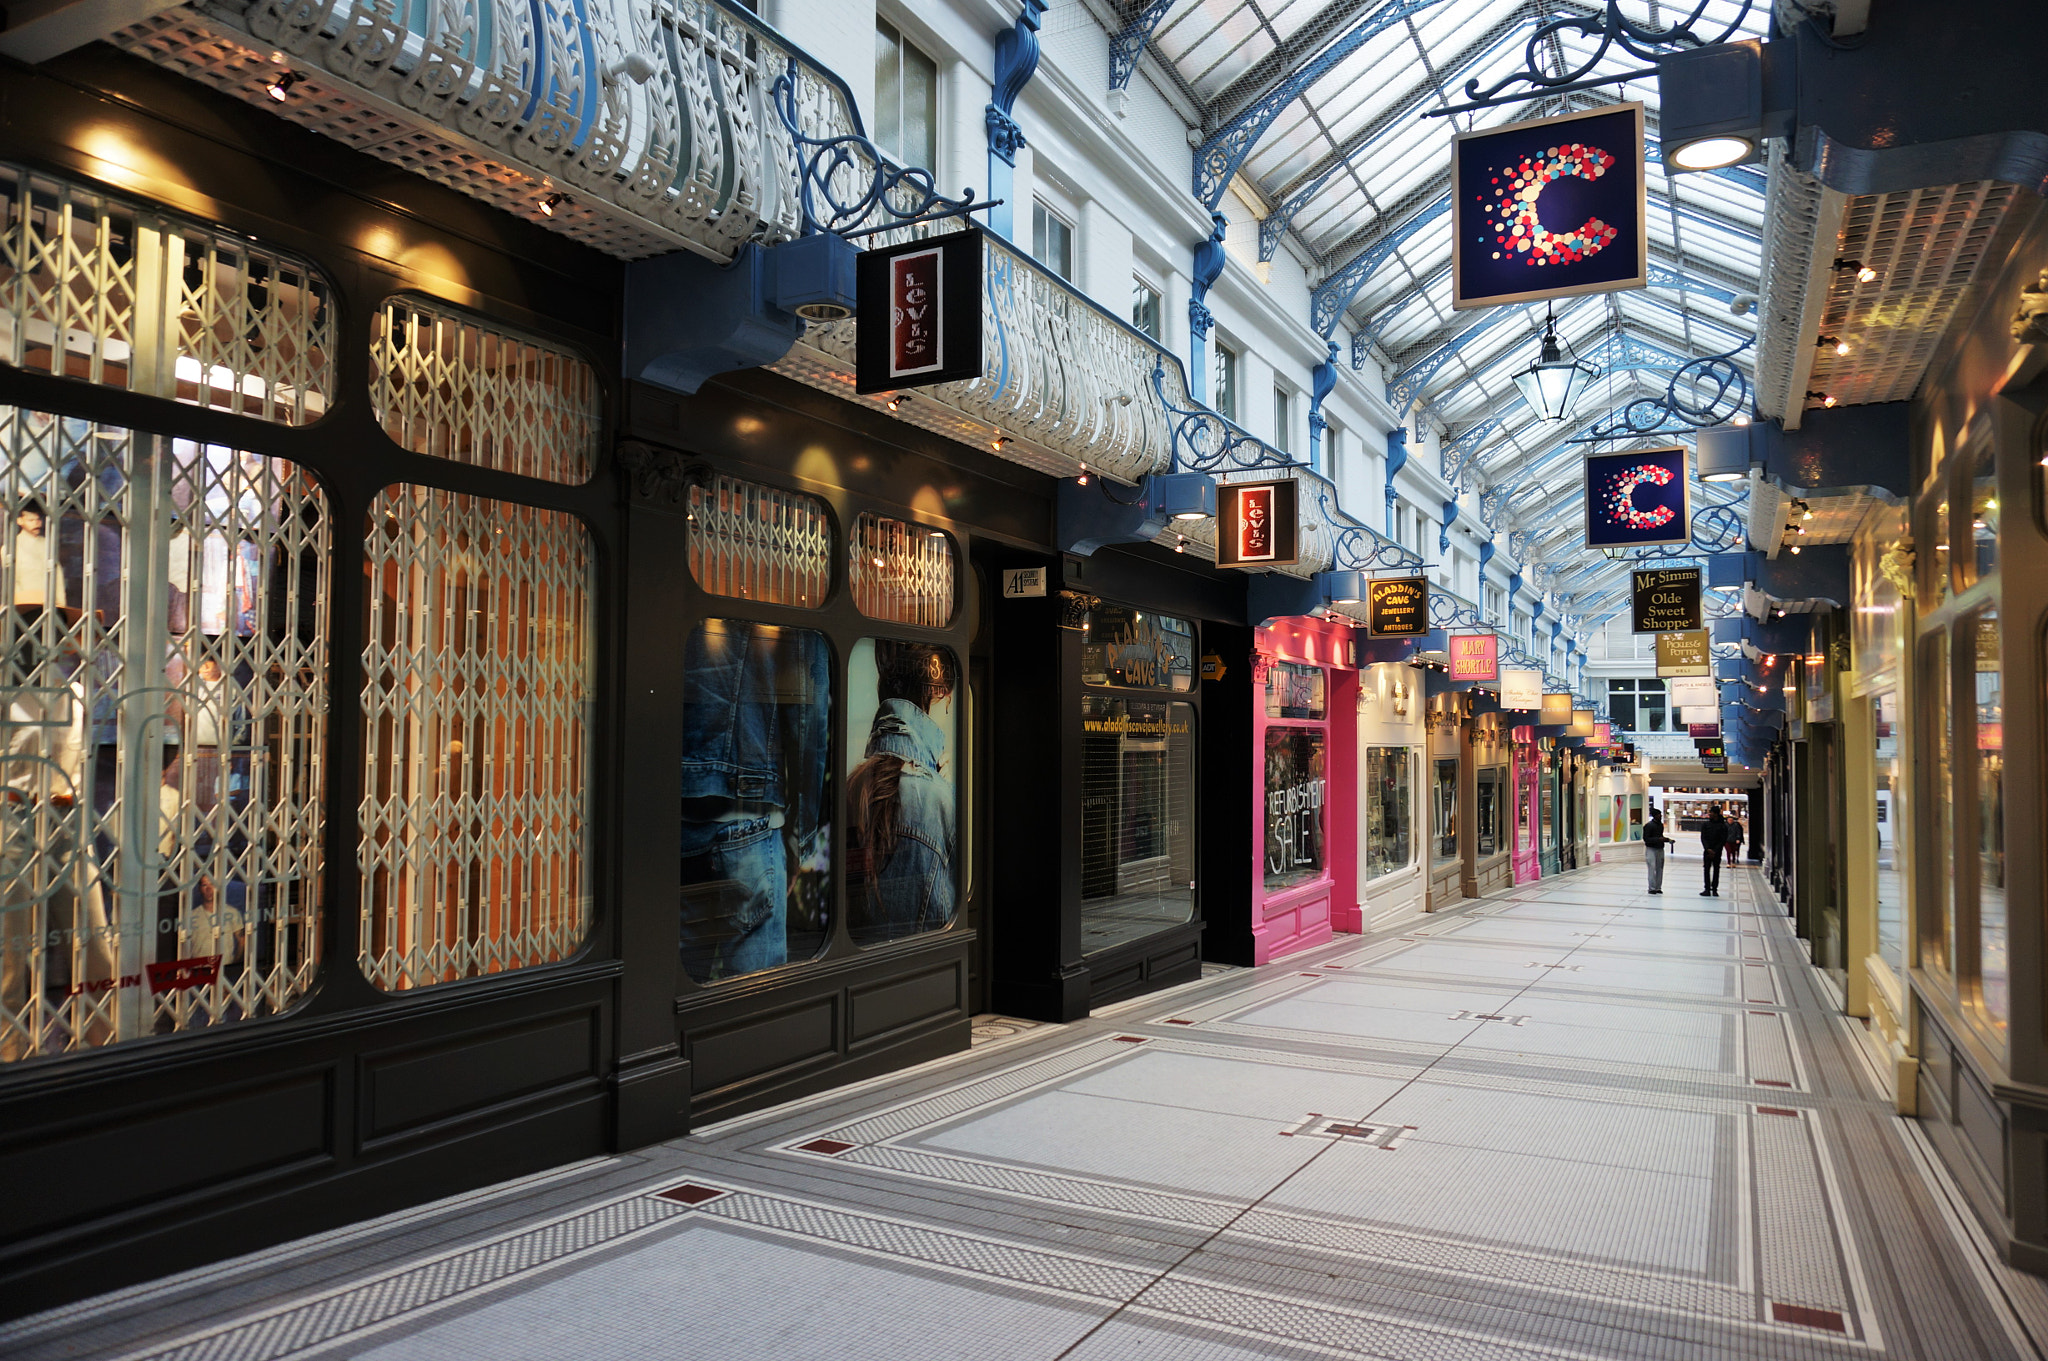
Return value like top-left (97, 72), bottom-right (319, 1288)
top-left (679, 620), bottom-right (832, 982)
top-left (850, 513), bottom-right (954, 627)
top-left (1629, 792), bottom-right (1644, 840)
top-left (1433, 758), bottom-right (1458, 864)
top-left (1, 409), bottom-right (330, 1063)
top-left (360, 490), bottom-right (592, 991)
top-left (1264, 660), bottom-right (1324, 719)
top-left (1264, 727), bottom-right (1325, 890)
top-left (1874, 691), bottom-right (1904, 975)
top-left (1922, 631), bottom-right (1952, 976)
top-left (847, 638), bottom-right (958, 946)
top-left (1541, 774), bottom-right (1556, 841)
top-left (1969, 608), bottom-right (2004, 1027)
top-left (1081, 603), bottom-right (1194, 691)
top-left (687, 474), bottom-right (832, 608)
top-left (1080, 696), bottom-right (1194, 954)
top-left (1476, 767), bottom-right (1501, 855)
top-left (1365, 746), bottom-right (1411, 881)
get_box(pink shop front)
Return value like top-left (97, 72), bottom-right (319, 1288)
top-left (1249, 618), bottom-right (1358, 964)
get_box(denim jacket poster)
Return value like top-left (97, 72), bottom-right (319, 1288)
top-left (845, 639), bottom-right (957, 944)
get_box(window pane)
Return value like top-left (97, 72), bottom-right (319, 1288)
top-left (1476, 767), bottom-right (1500, 855)
top-left (1080, 602), bottom-right (1194, 690)
top-left (1, 410), bottom-right (329, 1062)
top-left (0, 163), bottom-right (334, 425)
top-left (1968, 437), bottom-right (1998, 584)
top-left (680, 620), bottom-right (832, 981)
top-left (850, 512), bottom-right (954, 627)
top-left (1874, 690), bottom-right (1904, 974)
top-left (1264, 727), bottom-right (1325, 890)
top-left (370, 297), bottom-right (599, 485)
top-left (848, 639), bottom-right (958, 945)
top-left (1079, 697), bottom-right (1194, 953)
top-left (1273, 388), bottom-right (1290, 453)
top-left (1923, 630), bottom-right (1952, 975)
top-left (1971, 608), bottom-right (2005, 1025)
top-left (874, 20), bottom-right (903, 162)
top-left (360, 488), bottom-right (592, 990)
top-left (1364, 746), bottom-right (1410, 880)
top-left (686, 473), bottom-right (831, 607)
top-left (904, 38), bottom-right (939, 169)
top-left (1051, 215), bottom-right (1073, 280)
top-left (1214, 345), bottom-right (1237, 421)
top-left (1132, 281), bottom-right (1161, 340)
top-left (1433, 758), bottom-right (1458, 863)
top-left (1264, 661), bottom-right (1323, 719)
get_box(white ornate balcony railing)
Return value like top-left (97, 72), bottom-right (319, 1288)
top-left (114, 0), bottom-right (860, 261)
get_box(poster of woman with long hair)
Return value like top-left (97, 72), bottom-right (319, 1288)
top-left (846, 639), bottom-right (957, 944)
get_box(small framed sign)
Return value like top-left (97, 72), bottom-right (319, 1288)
top-left (1655, 629), bottom-right (1712, 677)
top-left (1630, 567), bottom-right (1702, 633)
top-left (1452, 103), bottom-right (1647, 311)
top-left (1449, 632), bottom-right (1499, 682)
top-left (1365, 576), bottom-right (1429, 636)
top-left (1540, 693), bottom-right (1574, 725)
top-left (856, 229), bottom-right (985, 394)
top-left (1001, 567), bottom-right (1047, 598)
top-left (1501, 667), bottom-right (1542, 710)
top-left (1216, 480), bottom-right (1300, 568)
top-left (1586, 446), bottom-right (1690, 549)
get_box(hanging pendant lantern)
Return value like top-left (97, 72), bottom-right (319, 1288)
top-left (1513, 307), bottom-right (1597, 422)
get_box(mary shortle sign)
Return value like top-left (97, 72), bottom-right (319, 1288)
top-left (1586, 446), bottom-right (1690, 549)
top-left (1452, 103), bottom-right (1647, 310)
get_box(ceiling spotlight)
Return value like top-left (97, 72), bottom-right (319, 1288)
top-left (1073, 459), bottom-right (1087, 483)
top-left (1175, 534), bottom-right (1187, 554)
top-left (1789, 544), bottom-right (1801, 555)
top-left (264, 70), bottom-right (302, 102)
top-left (1835, 339), bottom-right (1851, 356)
top-left (1823, 394), bottom-right (1838, 407)
top-left (885, 393), bottom-right (911, 413)
top-left (538, 192), bottom-right (567, 217)
top-left (1732, 413), bottom-right (1750, 427)
top-left (1818, 334), bottom-right (1850, 357)
top-left (1806, 391), bottom-right (1837, 408)
top-left (1857, 266), bottom-right (1878, 283)
top-left (1669, 135), bottom-right (1755, 172)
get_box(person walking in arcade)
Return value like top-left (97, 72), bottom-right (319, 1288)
top-left (1724, 814), bottom-right (1744, 868)
top-left (1699, 804), bottom-right (1728, 897)
top-left (1642, 803), bottom-right (1666, 895)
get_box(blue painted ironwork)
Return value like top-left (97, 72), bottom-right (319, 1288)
top-left (986, 0), bottom-right (1048, 238)
top-left (1432, 2), bottom-right (1756, 115)
top-left (1194, 0), bottom-right (1449, 210)
top-left (774, 70), bottom-right (985, 237)
top-left (1151, 358), bottom-right (1307, 475)
top-left (1646, 263), bottom-right (1740, 303)
top-left (1572, 336), bottom-right (1754, 442)
top-left (1387, 303), bottom-right (1528, 410)
top-left (1383, 426), bottom-right (1409, 532)
top-left (1310, 197), bottom-right (1450, 337)
top-left (1188, 212), bottom-right (1228, 402)
top-left (1314, 484), bottom-right (1424, 572)
top-left (1351, 329), bottom-right (1372, 371)
top-left (1109, 0), bottom-right (1178, 93)
top-left (1438, 497), bottom-right (1458, 553)
top-left (1308, 340), bottom-right (1338, 472)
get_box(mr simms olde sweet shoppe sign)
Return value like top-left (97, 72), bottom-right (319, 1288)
top-left (1631, 567), bottom-right (1702, 633)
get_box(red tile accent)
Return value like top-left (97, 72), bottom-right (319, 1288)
top-left (1113, 1035), bottom-right (1146, 1043)
top-left (1771, 1303), bottom-right (1847, 1332)
top-left (1323, 964), bottom-right (1344, 968)
top-left (1755, 1106), bottom-right (1801, 1118)
top-left (1754, 1079), bottom-right (1792, 1088)
top-left (1298, 973), bottom-right (1322, 978)
top-left (1748, 999), bottom-right (1774, 1004)
top-left (796, 1139), bottom-right (855, 1155)
top-left (654, 1184), bottom-right (725, 1205)
top-left (1165, 1019), bottom-right (1195, 1025)
top-left (1749, 1010), bottom-right (1775, 1016)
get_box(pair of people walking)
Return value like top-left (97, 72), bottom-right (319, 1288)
top-left (1641, 802), bottom-right (1739, 897)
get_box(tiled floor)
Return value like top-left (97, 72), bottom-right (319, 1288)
top-left (10, 861), bottom-right (2048, 1360)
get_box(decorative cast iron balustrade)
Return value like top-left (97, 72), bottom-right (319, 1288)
top-left (1431, 1), bottom-right (1758, 116)
top-left (113, 0), bottom-right (863, 261)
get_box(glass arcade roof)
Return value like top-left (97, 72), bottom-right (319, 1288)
top-left (1144, 0), bottom-right (1770, 631)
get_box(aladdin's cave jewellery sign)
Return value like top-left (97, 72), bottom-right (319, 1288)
top-left (1366, 576), bottom-right (1429, 636)
top-left (1452, 103), bottom-right (1647, 310)
top-left (1585, 446), bottom-right (1690, 549)
top-left (1217, 480), bottom-right (1300, 568)
top-left (1631, 567), bottom-right (1702, 633)
top-left (855, 229), bottom-right (985, 393)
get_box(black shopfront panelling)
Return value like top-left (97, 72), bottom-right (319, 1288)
top-left (621, 370), bottom-right (1056, 1124)
top-left (0, 50), bottom-right (629, 1315)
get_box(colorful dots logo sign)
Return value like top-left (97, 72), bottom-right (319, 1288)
top-left (1584, 446), bottom-right (1690, 549)
top-left (1452, 104), bottom-right (1646, 310)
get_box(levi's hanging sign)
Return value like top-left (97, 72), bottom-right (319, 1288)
top-left (855, 229), bottom-right (984, 394)
top-left (1216, 480), bottom-right (1300, 568)
top-left (1631, 567), bottom-right (1702, 633)
top-left (1587, 446), bottom-right (1690, 549)
top-left (1452, 103), bottom-right (1647, 310)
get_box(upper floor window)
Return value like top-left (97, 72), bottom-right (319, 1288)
top-left (1607, 677), bottom-right (1668, 732)
top-left (1486, 585), bottom-right (1505, 621)
top-left (850, 512), bottom-right (954, 627)
top-left (1132, 278), bottom-right (1162, 340)
top-left (1213, 341), bottom-right (1239, 422)
top-left (874, 18), bottom-right (938, 169)
top-left (1032, 201), bottom-right (1074, 280)
top-left (1273, 387), bottom-right (1292, 454)
top-left (687, 473), bottom-right (833, 608)
top-left (1325, 422), bottom-right (1341, 476)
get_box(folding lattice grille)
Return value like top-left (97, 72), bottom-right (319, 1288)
top-left (0, 406), bottom-right (329, 1064)
top-left (359, 488), bottom-right (593, 990)
top-left (849, 513), bottom-right (954, 628)
top-left (686, 474), bottom-right (832, 607)
top-left (369, 297), bottom-right (600, 484)
top-left (0, 162), bottom-right (332, 425)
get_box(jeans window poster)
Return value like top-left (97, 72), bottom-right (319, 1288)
top-left (678, 619), bottom-right (833, 983)
top-left (846, 638), bottom-right (958, 944)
